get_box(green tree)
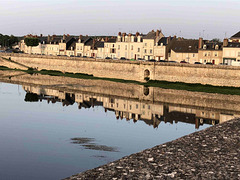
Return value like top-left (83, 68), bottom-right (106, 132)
top-left (0, 34), bottom-right (18, 48)
top-left (24, 37), bottom-right (39, 47)
top-left (211, 38), bottom-right (221, 43)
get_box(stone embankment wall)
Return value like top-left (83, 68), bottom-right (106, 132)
top-left (1, 53), bottom-right (240, 87)
top-left (1, 70), bottom-right (240, 118)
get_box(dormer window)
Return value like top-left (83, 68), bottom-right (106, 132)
top-left (215, 45), bottom-right (219, 50)
top-left (203, 45), bottom-right (207, 49)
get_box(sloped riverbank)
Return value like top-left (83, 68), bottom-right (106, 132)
top-left (65, 118), bottom-right (240, 179)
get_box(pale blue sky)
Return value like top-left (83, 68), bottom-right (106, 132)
top-left (0, 0), bottom-right (239, 39)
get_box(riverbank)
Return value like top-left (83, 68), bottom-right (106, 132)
top-left (64, 118), bottom-right (240, 179)
top-left (2, 66), bottom-right (240, 95)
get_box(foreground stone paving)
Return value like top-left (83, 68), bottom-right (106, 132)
top-left (64, 119), bottom-right (240, 180)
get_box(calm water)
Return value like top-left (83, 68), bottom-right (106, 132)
top-left (0, 80), bottom-right (216, 180)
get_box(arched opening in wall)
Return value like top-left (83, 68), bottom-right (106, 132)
top-left (144, 69), bottom-right (150, 81)
top-left (144, 86), bottom-right (149, 96)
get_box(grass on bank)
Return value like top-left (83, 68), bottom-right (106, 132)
top-left (1, 65), bottom-right (240, 96)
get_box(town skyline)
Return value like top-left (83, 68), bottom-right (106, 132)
top-left (1, 0), bottom-right (239, 39)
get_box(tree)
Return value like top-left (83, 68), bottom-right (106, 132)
top-left (24, 37), bottom-right (39, 54)
top-left (0, 34), bottom-right (18, 48)
top-left (211, 38), bottom-right (221, 43)
top-left (24, 37), bottom-right (39, 47)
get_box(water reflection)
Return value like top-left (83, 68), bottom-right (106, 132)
top-left (0, 71), bottom-right (239, 179)
top-left (70, 138), bottom-right (119, 152)
top-left (23, 84), bottom-right (238, 130)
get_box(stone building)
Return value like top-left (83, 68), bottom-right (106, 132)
top-left (222, 38), bottom-right (240, 65)
top-left (229, 31), bottom-right (240, 42)
top-left (115, 32), bottom-right (144, 60)
top-left (169, 39), bottom-right (199, 63)
top-left (198, 38), bottom-right (223, 64)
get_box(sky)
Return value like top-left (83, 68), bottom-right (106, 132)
top-left (0, 0), bottom-right (239, 39)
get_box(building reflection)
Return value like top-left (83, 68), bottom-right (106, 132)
top-left (23, 85), bottom-right (239, 129)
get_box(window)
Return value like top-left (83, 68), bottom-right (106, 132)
top-left (143, 105), bottom-right (145, 109)
top-left (138, 48), bottom-right (140, 52)
top-left (125, 45), bottom-right (127, 50)
top-left (215, 53), bottom-right (218, 57)
top-left (208, 52), bottom-right (210, 56)
top-left (130, 105), bottom-right (132, 110)
top-left (144, 49), bottom-right (147, 53)
top-left (204, 53), bottom-right (207, 56)
top-left (145, 43), bottom-right (147, 46)
top-left (112, 44), bottom-right (115, 47)
top-left (238, 52), bottom-right (240, 57)
top-left (193, 54), bottom-right (195, 57)
top-left (118, 45), bottom-right (120, 50)
top-left (148, 105), bottom-right (150, 110)
top-left (150, 49), bottom-right (152, 54)
top-left (136, 104), bottom-right (138, 109)
top-left (131, 45), bottom-right (133, 50)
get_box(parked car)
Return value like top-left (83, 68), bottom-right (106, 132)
top-left (194, 62), bottom-right (202, 64)
top-left (180, 61), bottom-right (188, 63)
top-left (82, 56), bottom-right (87, 58)
top-left (148, 59), bottom-right (156, 62)
top-left (120, 57), bottom-right (127, 60)
top-left (105, 57), bottom-right (111, 59)
top-left (137, 58), bottom-right (143, 60)
top-left (70, 55), bottom-right (74, 57)
top-left (206, 62), bottom-right (213, 65)
top-left (159, 60), bottom-right (167, 62)
top-left (168, 61), bottom-right (177, 63)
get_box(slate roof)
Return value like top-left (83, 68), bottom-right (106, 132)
top-left (142, 31), bottom-right (156, 39)
top-left (231, 31), bottom-right (240, 39)
top-left (106, 38), bottom-right (117, 43)
top-left (227, 42), bottom-right (240, 48)
top-left (66, 41), bottom-right (76, 50)
top-left (157, 37), bottom-right (174, 45)
top-left (84, 38), bottom-right (94, 46)
top-left (201, 42), bottom-right (223, 50)
top-left (171, 40), bottom-right (199, 53)
top-left (94, 41), bottom-right (104, 48)
top-left (39, 37), bottom-right (48, 44)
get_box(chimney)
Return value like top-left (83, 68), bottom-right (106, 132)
top-left (105, 37), bottom-right (109, 42)
top-left (67, 34), bottom-right (70, 37)
top-left (122, 33), bottom-right (126, 42)
top-left (198, 37), bottom-right (203, 49)
top-left (156, 30), bottom-right (160, 37)
top-left (223, 38), bottom-right (228, 47)
top-left (136, 32), bottom-right (140, 36)
top-left (118, 32), bottom-right (121, 42)
top-left (167, 36), bottom-right (171, 44)
top-left (91, 39), bottom-right (96, 50)
top-left (40, 34), bottom-right (43, 37)
top-left (79, 35), bottom-right (82, 43)
top-left (47, 35), bottom-right (50, 43)
top-left (63, 34), bottom-right (66, 40)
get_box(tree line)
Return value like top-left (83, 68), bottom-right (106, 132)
top-left (0, 34), bottom-right (19, 48)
